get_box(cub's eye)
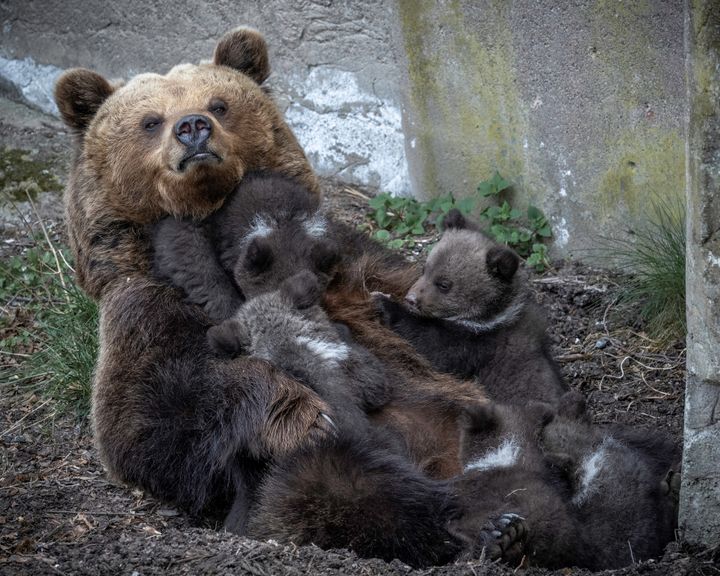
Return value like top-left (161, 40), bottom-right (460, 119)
top-left (142, 116), bottom-right (163, 132)
top-left (435, 278), bottom-right (453, 293)
top-left (209, 99), bottom-right (227, 117)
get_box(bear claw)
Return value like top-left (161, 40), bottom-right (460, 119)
top-left (478, 512), bottom-right (527, 564)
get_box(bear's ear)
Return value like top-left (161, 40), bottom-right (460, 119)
top-left (486, 245), bottom-right (519, 282)
top-left (526, 401), bottom-right (556, 428)
top-left (54, 68), bottom-right (115, 133)
top-left (280, 270), bottom-right (322, 310)
top-left (214, 27), bottom-right (270, 85)
top-left (557, 391), bottom-right (588, 420)
top-left (459, 404), bottom-right (500, 434)
top-left (243, 237), bottom-right (274, 274)
top-left (443, 208), bottom-right (467, 231)
top-left (312, 240), bottom-right (341, 276)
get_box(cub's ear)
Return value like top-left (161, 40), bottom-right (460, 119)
top-left (54, 68), bottom-right (115, 133)
top-left (459, 403), bottom-right (500, 434)
top-left (526, 401), bottom-right (556, 428)
top-left (557, 391), bottom-right (588, 420)
top-left (486, 245), bottom-right (519, 282)
top-left (443, 208), bottom-right (467, 231)
top-left (312, 240), bottom-right (341, 276)
top-left (214, 27), bottom-right (270, 85)
top-left (243, 237), bottom-right (274, 273)
top-left (280, 270), bottom-right (322, 310)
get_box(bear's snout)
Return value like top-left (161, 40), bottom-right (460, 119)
top-left (174, 114), bottom-right (212, 148)
top-left (174, 114), bottom-right (221, 172)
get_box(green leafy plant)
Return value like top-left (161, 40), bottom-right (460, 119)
top-left (599, 196), bottom-right (686, 343)
top-left (365, 172), bottom-right (553, 271)
top-left (1, 238), bottom-right (98, 418)
top-left (367, 191), bottom-right (477, 249)
top-left (477, 172), bottom-right (552, 271)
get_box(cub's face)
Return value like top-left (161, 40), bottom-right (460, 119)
top-left (234, 215), bottom-right (340, 301)
top-left (55, 28), bottom-right (280, 223)
top-left (407, 229), bottom-right (520, 321)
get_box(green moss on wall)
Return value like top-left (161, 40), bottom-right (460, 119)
top-left (597, 129), bottom-right (685, 218)
top-left (590, 0), bottom-right (662, 110)
top-left (398, 0), bottom-right (532, 200)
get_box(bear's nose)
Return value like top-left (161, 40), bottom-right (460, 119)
top-left (174, 114), bottom-right (212, 147)
top-left (405, 292), bottom-right (418, 307)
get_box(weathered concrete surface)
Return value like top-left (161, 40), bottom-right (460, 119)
top-left (396, 0), bottom-right (686, 254)
top-left (680, 0), bottom-right (720, 548)
top-left (0, 1), bottom-right (411, 195)
top-left (0, 1), bottom-right (687, 255)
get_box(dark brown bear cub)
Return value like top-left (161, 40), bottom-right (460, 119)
top-left (450, 402), bottom-right (582, 568)
top-left (539, 391), bottom-right (680, 569)
top-left (375, 209), bottom-right (566, 404)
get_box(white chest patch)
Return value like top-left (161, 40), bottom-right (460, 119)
top-left (464, 437), bottom-right (521, 473)
top-left (573, 437), bottom-right (614, 506)
top-left (303, 214), bottom-right (328, 238)
top-left (295, 335), bottom-right (350, 364)
top-left (244, 215), bottom-right (275, 245)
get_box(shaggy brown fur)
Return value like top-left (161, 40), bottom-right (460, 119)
top-left (56, 28), bottom-right (330, 518)
top-left (56, 29), bottom-right (487, 567)
top-left (56, 27), bottom-right (317, 301)
top-left (539, 392), bottom-right (680, 569)
top-left (375, 209), bottom-right (566, 405)
top-left (324, 283), bottom-right (489, 480)
top-left (452, 396), bottom-right (680, 570)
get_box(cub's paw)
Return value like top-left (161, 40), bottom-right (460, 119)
top-left (370, 291), bottom-right (396, 325)
top-left (661, 468), bottom-right (682, 503)
top-left (207, 319), bottom-right (249, 358)
top-left (477, 513), bottom-right (527, 565)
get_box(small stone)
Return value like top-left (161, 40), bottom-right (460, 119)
top-left (595, 338), bottom-right (609, 349)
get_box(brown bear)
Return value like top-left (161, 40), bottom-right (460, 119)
top-left (375, 208), bottom-right (567, 405)
top-left (54, 26), bottom-right (338, 528)
top-left (450, 402), bottom-right (584, 569)
top-left (151, 171), bottom-right (328, 322)
top-left (54, 28), bottom-right (511, 567)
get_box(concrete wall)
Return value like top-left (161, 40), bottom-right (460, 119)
top-left (680, 0), bottom-right (720, 549)
top-left (0, 1), bottom-right (686, 255)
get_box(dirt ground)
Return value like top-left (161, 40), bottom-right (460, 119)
top-left (1, 98), bottom-right (718, 575)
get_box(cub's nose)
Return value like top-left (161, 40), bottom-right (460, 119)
top-left (174, 114), bottom-right (212, 147)
top-left (405, 292), bottom-right (418, 307)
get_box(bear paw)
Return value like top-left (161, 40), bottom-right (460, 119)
top-left (370, 291), bottom-right (396, 325)
top-left (477, 512), bottom-right (527, 565)
top-left (661, 468), bottom-right (682, 503)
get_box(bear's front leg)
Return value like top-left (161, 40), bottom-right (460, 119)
top-left (259, 369), bottom-right (338, 457)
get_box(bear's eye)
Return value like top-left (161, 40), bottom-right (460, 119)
top-left (435, 278), bottom-right (453, 293)
top-left (142, 116), bottom-right (163, 132)
top-left (209, 99), bottom-right (228, 117)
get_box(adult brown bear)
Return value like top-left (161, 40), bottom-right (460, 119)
top-left (54, 28), bottom-right (506, 567)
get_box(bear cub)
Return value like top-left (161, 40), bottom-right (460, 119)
top-left (151, 172), bottom-right (391, 431)
top-left (208, 270), bottom-right (390, 435)
top-left (451, 393), bottom-right (680, 569)
top-left (539, 391), bottom-right (680, 569)
top-left (375, 208), bottom-right (566, 405)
